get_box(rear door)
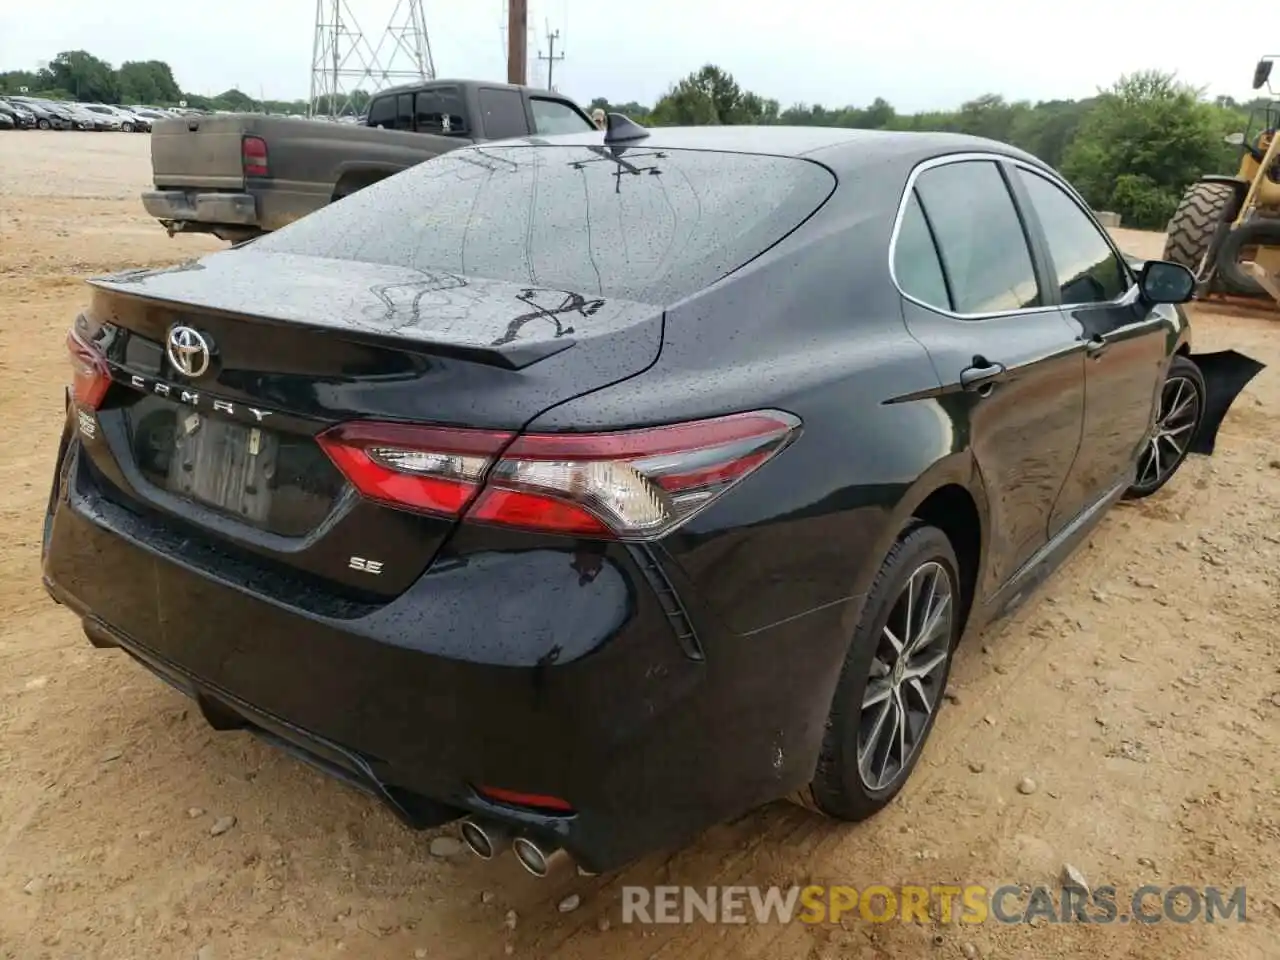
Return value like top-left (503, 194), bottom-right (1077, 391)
top-left (1008, 164), bottom-right (1173, 529)
top-left (476, 87), bottom-right (530, 139)
top-left (894, 157), bottom-right (1086, 598)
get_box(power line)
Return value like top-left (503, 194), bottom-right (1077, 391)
top-left (537, 26), bottom-right (565, 91)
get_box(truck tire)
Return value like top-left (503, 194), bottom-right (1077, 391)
top-left (1162, 180), bottom-right (1237, 274)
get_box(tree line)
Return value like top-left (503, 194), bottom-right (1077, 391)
top-left (2, 52), bottom-right (1271, 229)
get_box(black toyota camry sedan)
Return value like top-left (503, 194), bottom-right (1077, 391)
top-left (43, 119), bottom-right (1204, 876)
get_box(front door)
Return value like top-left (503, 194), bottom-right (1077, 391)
top-left (894, 158), bottom-right (1087, 598)
top-left (1007, 166), bottom-right (1175, 532)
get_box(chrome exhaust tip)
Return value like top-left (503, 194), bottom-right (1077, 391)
top-left (512, 836), bottom-right (571, 878)
top-left (460, 818), bottom-right (512, 860)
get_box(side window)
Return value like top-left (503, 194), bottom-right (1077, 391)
top-left (415, 87), bottom-right (467, 135)
top-left (914, 160), bottom-right (1040, 315)
top-left (477, 88), bottom-right (529, 139)
top-left (1016, 168), bottom-right (1129, 305)
top-left (530, 98), bottom-right (594, 135)
top-left (367, 96), bottom-right (395, 128)
top-left (894, 191), bottom-right (951, 310)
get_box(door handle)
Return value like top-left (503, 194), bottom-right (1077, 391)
top-left (959, 358), bottom-right (1007, 394)
top-left (1082, 334), bottom-right (1109, 358)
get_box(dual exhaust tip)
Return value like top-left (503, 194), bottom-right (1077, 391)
top-left (459, 817), bottom-right (572, 878)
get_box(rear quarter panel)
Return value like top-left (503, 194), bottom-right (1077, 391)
top-left (524, 189), bottom-right (973, 638)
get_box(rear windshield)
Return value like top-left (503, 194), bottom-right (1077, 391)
top-left (253, 144), bottom-right (836, 304)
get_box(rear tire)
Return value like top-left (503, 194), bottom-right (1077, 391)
top-left (1162, 181), bottom-right (1237, 276)
top-left (800, 523), bottom-right (961, 821)
top-left (37, 118), bottom-right (50, 130)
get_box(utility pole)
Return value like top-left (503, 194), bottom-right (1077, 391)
top-left (538, 27), bottom-right (565, 91)
top-left (507, 0), bottom-right (528, 85)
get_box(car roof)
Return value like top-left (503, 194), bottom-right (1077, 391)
top-left (495, 125), bottom-right (1050, 177)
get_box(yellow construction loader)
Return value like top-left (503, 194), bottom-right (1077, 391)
top-left (1163, 56), bottom-right (1280, 306)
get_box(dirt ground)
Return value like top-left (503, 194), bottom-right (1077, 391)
top-left (1, 132), bottom-right (1278, 960)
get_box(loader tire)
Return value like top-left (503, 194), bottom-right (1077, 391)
top-left (1162, 180), bottom-right (1237, 274)
top-left (1214, 217), bottom-right (1280, 296)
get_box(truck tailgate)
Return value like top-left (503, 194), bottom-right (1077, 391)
top-left (151, 115), bottom-right (247, 190)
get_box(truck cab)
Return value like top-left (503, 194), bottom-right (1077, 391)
top-left (363, 80), bottom-right (594, 139)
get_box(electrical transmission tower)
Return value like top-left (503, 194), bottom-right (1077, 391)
top-left (309, 0), bottom-right (436, 119)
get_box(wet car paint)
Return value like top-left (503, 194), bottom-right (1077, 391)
top-left (42, 127), bottom-right (1215, 873)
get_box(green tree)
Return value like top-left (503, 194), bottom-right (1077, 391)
top-left (117, 60), bottom-right (182, 104)
top-left (650, 65), bottom-right (775, 126)
top-left (1061, 71), bottom-right (1228, 228)
top-left (0, 69), bottom-right (40, 95)
top-left (43, 50), bottom-right (118, 101)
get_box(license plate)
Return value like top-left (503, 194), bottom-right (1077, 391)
top-left (166, 413), bottom-right (279, 524)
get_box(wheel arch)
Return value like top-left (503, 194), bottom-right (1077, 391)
top-left (331, 165), bottom-right (399, 201)
top-left (852, 452), bottom-right (991, 637)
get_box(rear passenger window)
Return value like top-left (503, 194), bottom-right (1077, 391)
top-left (914, 160), bottom-right (1041, 315)
top-left (478, 88), bottom-right (529, 139)
top-left (894, 191), bottom-right (951, 310)
top-left (1015, 168), bottom-right (1130, 305)
top-left (415, 87), bottom-right (467, 134)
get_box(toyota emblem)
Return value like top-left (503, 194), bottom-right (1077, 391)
top-left (166, 326), bottom-right (213, 378)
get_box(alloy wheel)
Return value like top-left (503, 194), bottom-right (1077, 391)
top-left (857, 560), bottom-right (954, 791)
top-left (1135, 375), bottom-right (1200, 490)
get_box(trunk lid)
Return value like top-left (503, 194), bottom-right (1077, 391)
top-left (81, 249), bottom-right (663, 598)
top-left (151, 114), bottom-right (250, 190)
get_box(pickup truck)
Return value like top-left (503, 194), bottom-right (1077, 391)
top-left (141, 79), bottom-right (597, 243)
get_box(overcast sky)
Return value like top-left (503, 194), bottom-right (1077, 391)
top-left (0, 0), bottom-right (1266, 111)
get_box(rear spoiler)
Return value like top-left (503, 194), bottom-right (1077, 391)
top-left (85, 279), bottom-right (577, 370)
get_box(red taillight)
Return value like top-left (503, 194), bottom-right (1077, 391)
top-left (476, 786), bottom-right (575, 813)
top-left (316, 410), bottom-right (802, 540)
top-left (242, 135), bottom-right (269, 177)
top-left (66, 328), bottom-right (110, 411)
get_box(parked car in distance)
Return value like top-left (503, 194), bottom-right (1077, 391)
top-left (141, 78), bottom-right (595, 243)
top-left (0, 112), bottom-right (14, 131)
top-left (128, 107), bottom-right (172, 125)
top-left (44, 123), bottom-right (1205, 877)
top-left (9, 97), bottom-right (71, 129)
top-left (51, 102), bottom-right (100, 130)
top-left (103, 105), bottom-right (152, 132)
top-left (0, 99), bottom-right (34, 129)
top-left (75, 104), bottom-right (125, 131)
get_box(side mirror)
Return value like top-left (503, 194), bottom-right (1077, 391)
top-left (1224, 131), bottom-right (1246, 146)
top-left (1138, 260), bottom-right (1196, 304)
top-left (1253, 58), bottom-right (1273, 90)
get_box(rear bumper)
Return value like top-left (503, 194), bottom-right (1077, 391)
top-left (142, 189), bottom-right (259, 227)
top-left (42, 425), bottom-right (858, 873)
top-left (143, 184), bottom-right (327, 233)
